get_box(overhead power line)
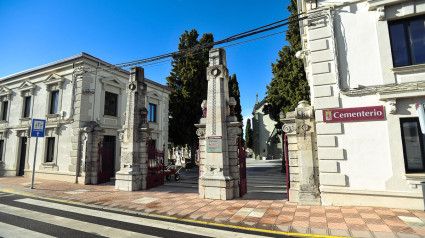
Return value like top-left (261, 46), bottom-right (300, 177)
top-left (141, 29), bottom-right (288, 69)
top-left (79, 11), bottom-right (319, 75)
top-left (113, 13), bottom-right (309, 68)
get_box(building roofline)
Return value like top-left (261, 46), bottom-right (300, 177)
top-left (0, 52), bottom-right (171, 91)
top-left (252, 98), bottom-right (267, 112)
top-left (145, 78), bottom-right (172, 92)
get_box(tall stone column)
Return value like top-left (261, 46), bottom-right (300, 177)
top-left (115, 67), bottom-right (150, 191)
top-left (198, 48), bottom-right (238, 200)
top-left (281, 100), bottom-right (320, 205)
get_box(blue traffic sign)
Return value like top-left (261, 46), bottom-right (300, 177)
top-left (31, 119), bottom-right (46, 137)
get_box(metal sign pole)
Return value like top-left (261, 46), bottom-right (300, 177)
top-left (30, 119), bottom-right (46, 189)
top-left (31, 135), bottom-right (38, 189)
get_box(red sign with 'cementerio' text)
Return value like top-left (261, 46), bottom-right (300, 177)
top-left (323, 106), bottom-right (385, 123)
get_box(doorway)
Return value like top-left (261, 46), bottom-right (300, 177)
top-left (98, 136), bottom-right (116, 184)
top-left (18, 137), bottom-right (28, 176)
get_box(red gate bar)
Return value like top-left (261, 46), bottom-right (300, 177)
top-left (284, 134), bottom-right (290, 201)
top-left (146, 140), bottom-right (164, 189)
top-left (238, 137), bottom-right (247, 197)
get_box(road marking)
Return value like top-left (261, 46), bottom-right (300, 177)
top-left (0, 194), bottom-right (13, 197)
top-left (0, 221), bottom-right (56, 238)
top-left (0, 188), bottom-right (342, 238)
top-left (16, 198), bottom-right (270, 238)
top-left (0, 204), bottom-right (158, 238)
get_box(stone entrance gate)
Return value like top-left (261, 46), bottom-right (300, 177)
top-left (113, 48), bottom-right (245, 200)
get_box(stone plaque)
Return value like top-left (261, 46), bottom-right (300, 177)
top-left (207, 136), bottom-right (222, 153)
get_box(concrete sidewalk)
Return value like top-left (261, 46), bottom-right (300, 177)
top-left (1, 176), bottom-right (424, 238)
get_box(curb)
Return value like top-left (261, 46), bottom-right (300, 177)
top-left (0, 187), bottom-right (345, 238)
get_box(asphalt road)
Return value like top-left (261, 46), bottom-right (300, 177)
top-left (156, 158), bottom-right (287, 200)
top-left (0, 191), bottom-right (298, 238)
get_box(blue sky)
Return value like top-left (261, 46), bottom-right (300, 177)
top-left (0, 0), bottom-right (290, 127)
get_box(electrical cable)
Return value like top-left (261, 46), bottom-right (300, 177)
top-left (83, 11), bottom-right (323, 74)
top-left (140, 29), bottom-right (288, 69)
top-left (113, 14), bottom-right (309, 68)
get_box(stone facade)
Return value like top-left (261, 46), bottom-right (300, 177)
top-left (295, 0), bottom-right (425, 209)
top-left (0, 53), bottom-right (170, 184)
top-left (251, 95), bottom-right (283, 160)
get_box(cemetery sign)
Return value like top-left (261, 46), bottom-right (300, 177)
top-left (207, 136), bottom-right (222, 153)
top-left (323, 106), bottom-right (385, 123)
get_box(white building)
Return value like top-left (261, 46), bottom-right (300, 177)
top-left (295, 0), bottom-right (425, 209)
top-left (252, 96), bottom-right (283, 160)
top-left (0, 53), bottom-right (170, 184)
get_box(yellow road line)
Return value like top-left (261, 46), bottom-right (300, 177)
top-left (0, 187), bottom-right (344, 238)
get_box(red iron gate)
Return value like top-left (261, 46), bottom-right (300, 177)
top-left (284, 133), bottom-right (290, 200)
top-left (146, 140), bottom-right (165, 189)
top-left (238, 137), bottom-right (247, 197)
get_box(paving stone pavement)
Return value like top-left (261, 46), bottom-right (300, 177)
top-left (1, 160), bottom-right (425, 237)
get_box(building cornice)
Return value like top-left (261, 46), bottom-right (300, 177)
top-left (368, 0), bottom-right (406, 10)
top-left (341, 80), bottom-right (425, 96)
top-left (0, 52), bottom-right (171, 91)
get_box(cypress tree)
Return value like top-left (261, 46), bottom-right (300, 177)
top-left (166, 29), bottom-right (214, 165)
top-left (228, 73), bottom-right (244, 140)
top-left (245, 118), bottom-right (253, 149)
top-left (264, 0), bottom-right (310, 122)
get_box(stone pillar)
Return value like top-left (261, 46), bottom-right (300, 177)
top-left (198, 48), bottom-right (239, 200)
top-left (91, 127), bottom-right (104, 184)
top-left (115, 67), bottom-right (150, 191)
top-left (282, 100), bottom-right (320, 205)
top-left (227, 96), bottom-right (242, 198)
top-left (75, 122), bottom-right (104, 185)
top-left (78, 125), bottom-right (92, 185)
top-left (195, 100), bottom-right (207, 177)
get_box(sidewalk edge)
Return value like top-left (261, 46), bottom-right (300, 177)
top-left (0, 187), bottom-right (345, 238)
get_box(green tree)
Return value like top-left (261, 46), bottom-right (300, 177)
top-left (166, 29), bottom-right (214, 165)
top-left (264, 0), bottom-right (310, 123)
top-left (228, 73), bottom-right (243, 138)
top-left (245, 118), bottom-right (253, 149)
